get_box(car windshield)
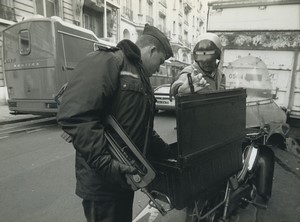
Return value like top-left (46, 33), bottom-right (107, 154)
top-left (224, 56), bottom-right (272, 103)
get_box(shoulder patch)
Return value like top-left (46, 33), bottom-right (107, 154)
top-left (120, 71), bottom-right (139, 79)
top-left (94, 43), bottom-right (119, 52)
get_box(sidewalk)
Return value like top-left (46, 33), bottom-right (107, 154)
top-left (0, 105), bottom-right (44, 125)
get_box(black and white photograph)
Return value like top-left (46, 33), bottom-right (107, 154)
top-left (0, 0), bottom-right (299, 221)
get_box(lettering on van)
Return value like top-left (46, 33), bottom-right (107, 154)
top-left (4, 58), bottom-right (16, 64)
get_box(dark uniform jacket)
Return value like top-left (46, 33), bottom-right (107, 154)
top-left (57, 40), bottom-right (169, 201)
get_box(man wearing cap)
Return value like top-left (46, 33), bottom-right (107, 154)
top-left (171, 33), bottom-right (226, 95)
top-left (57, 24), bottom-right (173, 222)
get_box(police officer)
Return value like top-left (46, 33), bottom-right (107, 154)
top-left (56, 24), bottom-right (173, 222)
top-left (171, 33), bottom-right (226, 95)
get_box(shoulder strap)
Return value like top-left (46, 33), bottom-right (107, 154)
top-left (55, 83), bottom-right (68, 106)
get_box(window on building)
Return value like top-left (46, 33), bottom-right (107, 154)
top-left (158, 14), bottom-right (166, 32)
top-left (179, 23), bottom-right (182, 35)
top-left (193, 15), bottom-right (195, 26)
top-left (146, 1), bottom-right (153, 25)
top-left (123, 0), bottom-right (133, 21)
top-left (123, 29), bottom-right (130, 40)
top-left (62, 34), bottom-right (95, 68)
top-left (83, 6), bottom-right (104, 38)
top-left (184, 11), bottom-right (188, 25)
top-left (139, 0), bottom-right (142, 14)
top-left (0, 0), bottom-right (16, 21)
top-left (84, 14), bottom-right (90, 30)
top-left (107, 9), bottom-right (117, 38)
top-left (178, 23), bottom-right (182, 42)
top-left (125, 0), bottom-right (132, 9)
top-left (183, 53), bottom-right (187, 63)
top-left (147, 1), bottom-right (153, 17)
top-left (173, 21), bottom-right (176, 33)
top-left (179, 0), bottom-right (182, 13)
top-left (36, 0), bottom-right (59, 17)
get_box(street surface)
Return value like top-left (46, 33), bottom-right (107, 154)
top-left (0, 112), bottom-right (299, 222)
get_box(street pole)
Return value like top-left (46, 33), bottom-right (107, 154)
top-left (104, 0), bottom-right (107, 38)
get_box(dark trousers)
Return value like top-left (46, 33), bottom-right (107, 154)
top-left (82, 192), bottom-right (134, 222)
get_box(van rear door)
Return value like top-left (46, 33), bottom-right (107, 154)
top-left (3, 21), bottom-right (56, 100)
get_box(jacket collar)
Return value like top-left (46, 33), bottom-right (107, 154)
top-left (116, 39), bottom-right (142, 65)
top-left (116, 39), bottom-right (151, 77)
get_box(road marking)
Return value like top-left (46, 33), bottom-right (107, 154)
top-left (0, 136), bottom-right (8, 140)
top-left (27, 128), bottom-right (44, 133)
top-left (0, 124), bottom-right (55, 136)
top-left (133, 204), bottom-right (160, 222)
top-left (0, 117), bottom-right (55, 134)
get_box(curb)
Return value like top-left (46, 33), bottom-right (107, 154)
top-left (0, 116), bottom-right (47, 125)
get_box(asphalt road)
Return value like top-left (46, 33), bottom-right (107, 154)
top-left (0, 115), bottom-right (175, 222)
top-left (0, 113), bottom-right (299, 222)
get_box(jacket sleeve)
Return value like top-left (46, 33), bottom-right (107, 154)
top-left (221, 73), bottom-right (226, 90)
top-left (218, 70), bottom-right (226, 90)
top-left (56, 51), bottom-right (122, 169)
top-left (148, 130), bottom-right (175, 159)
top-left (170, 65), bottom-right (194, 96)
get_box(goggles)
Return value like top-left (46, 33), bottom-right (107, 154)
top-left (194, 50), bottom-right (216, 56)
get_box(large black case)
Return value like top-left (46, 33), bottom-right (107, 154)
top-left (149, 88), bottom-right (247, 210)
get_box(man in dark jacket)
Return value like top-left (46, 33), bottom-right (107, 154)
top-left (56, 24), bottom-right (173, 222)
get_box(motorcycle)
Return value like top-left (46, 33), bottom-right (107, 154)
top-left (147, 56), bottom-right (280, 222)
top-left (184, 126), bottom-right (275, 222)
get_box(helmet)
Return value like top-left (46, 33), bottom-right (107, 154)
top-left (193, 33), bottom-right (222, 61)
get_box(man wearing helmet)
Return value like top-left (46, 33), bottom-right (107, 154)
top-left (171, 33), bottom-right (226, 95)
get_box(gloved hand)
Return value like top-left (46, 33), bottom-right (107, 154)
top-left (96, 154), bottom-right (138, 189)
top-left (178, 69), bottom-right (209, 93)
top-left (110, 159), bottom-right (138, 189)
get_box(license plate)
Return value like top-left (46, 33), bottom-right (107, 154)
top-left (157, 100), bottom-right (169, 104)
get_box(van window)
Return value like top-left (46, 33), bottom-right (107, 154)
top-left (19, 30), bottom-right (31, 55)
top-left (62, 34), bottom-right (95, 68)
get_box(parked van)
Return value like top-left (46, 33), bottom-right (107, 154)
top-left (2, 16), bottom-right (114, 115)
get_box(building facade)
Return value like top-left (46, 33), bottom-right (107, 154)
top-left (0, 0), bottom-right (208, 104)
top-left (119, 0), bottom-right (207, 63)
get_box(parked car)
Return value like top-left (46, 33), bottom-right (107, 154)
top-left (153, 84), bottom-right (175, 111)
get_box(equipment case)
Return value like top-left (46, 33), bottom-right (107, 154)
top-left (149, 88), bottom-right (247, 210)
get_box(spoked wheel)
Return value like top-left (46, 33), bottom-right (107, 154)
top-left (186, 189), bottom-right (225, 222)
top-left (185, 198), bottom-right (224, 222)
top-left (186, 199), bottom-right (209, 222)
